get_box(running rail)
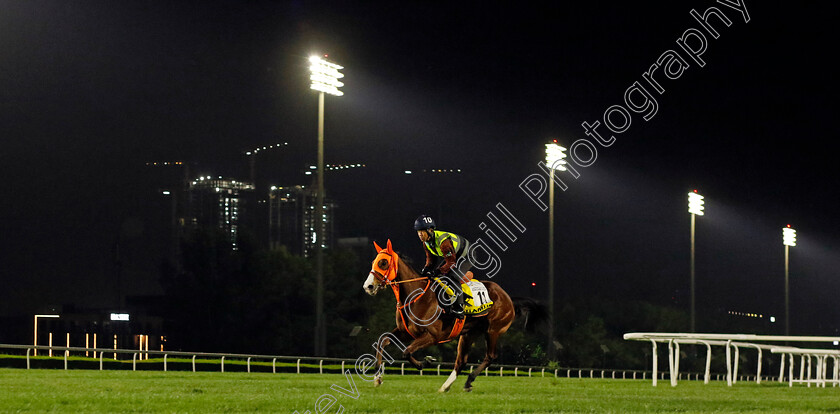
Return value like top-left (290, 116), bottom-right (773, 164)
top-left (624, 332), bottom-right (840, 387)
top-left (770, 346), bottom-right (840, 388)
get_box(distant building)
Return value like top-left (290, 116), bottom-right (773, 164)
top-left (188, 176), bottom-right (255, 250)
top-left (268, 185), bottom-right (336, 257)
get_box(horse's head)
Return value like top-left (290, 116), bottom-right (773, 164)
top-left (363, 239), bottom-right (399, 296)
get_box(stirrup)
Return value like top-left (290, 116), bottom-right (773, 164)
top-left (451, 296), bottom-right (465, 316)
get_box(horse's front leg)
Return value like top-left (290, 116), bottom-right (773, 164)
top-left (373, 328), bottom-right (400, 387)
top-left (403, 333), bottom-right (437, 370)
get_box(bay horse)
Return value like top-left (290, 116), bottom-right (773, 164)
top-left (362, 239), bottom-right (515, 392)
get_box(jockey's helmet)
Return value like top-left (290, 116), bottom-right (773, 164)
top-left (414, 215), bottom-right (436, 230)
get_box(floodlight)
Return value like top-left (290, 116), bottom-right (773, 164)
top-left (309, 56), bottom-right (344, 96)
top-left (545, 143), bottom-right (567, 171)
top-left (783, 226), bottom-right (797, 247)
top-left (688, 191), bottom-right (704, 216)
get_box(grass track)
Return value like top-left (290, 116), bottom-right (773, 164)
top-left (1, 368), bottom-right (839, 413)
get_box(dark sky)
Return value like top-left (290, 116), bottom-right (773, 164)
top-left (2, 1), bottom-right (838, 333)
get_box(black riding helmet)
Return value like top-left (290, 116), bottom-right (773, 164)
top-left (413, 215), bottom-right (436, 231)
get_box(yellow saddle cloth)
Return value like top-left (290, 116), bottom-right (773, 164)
top-left (434, 278), bottom-right (494, 315)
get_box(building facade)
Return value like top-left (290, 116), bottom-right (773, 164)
top-left (188, 176), bottom-right (255, 250)
top-left (268, 185), bottom-right (336, 257)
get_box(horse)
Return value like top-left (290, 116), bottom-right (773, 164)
top-left (362, 239), bottom-right (516, 392)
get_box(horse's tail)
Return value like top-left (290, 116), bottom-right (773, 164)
top-left (511, 296), bottom-right (548, 333)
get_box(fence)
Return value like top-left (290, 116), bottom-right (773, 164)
top-left (771, 346), bottom-right (840, 388)
top-left (624, 332), bottom-right (840, 387)
top-left (0, 343), bottom-right (704, 381)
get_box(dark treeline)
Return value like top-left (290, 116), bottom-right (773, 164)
top-left (159, 228), bottom-right (759, 371)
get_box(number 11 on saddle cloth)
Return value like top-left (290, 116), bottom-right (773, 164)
top-left (431, 277), bottom-right (494, 316)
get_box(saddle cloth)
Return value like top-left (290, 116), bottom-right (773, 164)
top-left (462, 280), bottom-right (493, 315)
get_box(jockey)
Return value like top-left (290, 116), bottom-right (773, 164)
top-left (414, 214), bottom-right (472, 316)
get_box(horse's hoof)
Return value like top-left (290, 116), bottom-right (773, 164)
top-left (438, 386), bottom-right (451, 393)
top-left (373, 377), bottom-right (382, 387)
top-left (424, 355), bottom-right (437, 363)
top-left (463, 386), bottom-right (473, 392)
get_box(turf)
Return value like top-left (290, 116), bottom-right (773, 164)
top-left (1, 368), bottom-right (838, 413)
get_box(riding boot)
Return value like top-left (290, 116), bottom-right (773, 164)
top-left (451, 291), bottom-right (465, 316)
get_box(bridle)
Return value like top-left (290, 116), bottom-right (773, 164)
top-left (367, 240), bottom-right (457, 341)
top-left (369, 249), bottom-right (431, 306)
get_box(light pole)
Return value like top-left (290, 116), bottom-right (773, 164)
top-left (33, 314), bottom-right (59, 357)
top-left (687, 190), bottom-right (704, 332)
top-left (783, 225), bottom-right (797, 336)
top-left (545, 140), bottom-right (567, 360)
top-left (309, 55), bottom-right (344, 356)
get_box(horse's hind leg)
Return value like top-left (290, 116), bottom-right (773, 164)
top-left (464, 332), bottom-right (499, 391)
top-left (439, 335), bottom-right (472, 393)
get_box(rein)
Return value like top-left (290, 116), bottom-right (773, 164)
top-left (382, 275), bottom-right (431, 310)
top-left (386, 276), bottom-right (429, 285)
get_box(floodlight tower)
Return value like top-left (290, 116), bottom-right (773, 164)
top-left (687, 190), bottom-right (704, 332)
top-left (545, 140), bottom-right (567, 360)
top-left (309, 55), bottom-right (344, 356)
top-left (783, 225), bottom-right (797, 336)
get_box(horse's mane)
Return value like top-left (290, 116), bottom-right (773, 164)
top-left (395, 251), bottom-right (421, 275)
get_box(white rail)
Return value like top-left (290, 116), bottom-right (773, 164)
top-left (2, 343), bottom-right (646, 380)
top-left (771, 346), bottom-right (840, 388)
top-left (624, 332), bottom-right (840, 387)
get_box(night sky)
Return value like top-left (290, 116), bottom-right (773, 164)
top-left (2, 1), bottom-right (838, 333)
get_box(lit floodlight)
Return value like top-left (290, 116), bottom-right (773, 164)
top-left (688, 191), bottom-right (705, 216)
top-left (545, 142), bottom-right (567, 171)
top-left (783, 226), bottom-right (797, 247)
top-left (309, 56), bottom-right (344, 96)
